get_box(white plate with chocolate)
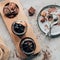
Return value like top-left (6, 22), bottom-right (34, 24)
top-left (37, 5), bottom-right (60, 37)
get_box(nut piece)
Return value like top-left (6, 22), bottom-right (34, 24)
top-left (41, 11), bottom-right (47, 17)
top-left (28, 7), bottom-right (35, 16)
top-left (3, 2), bottom-right (19, 18)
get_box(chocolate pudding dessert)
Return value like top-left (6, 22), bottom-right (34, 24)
top-left (3, 2), bottom-right (19, 18)
top-left (11, 20), bottom-right (27, 36)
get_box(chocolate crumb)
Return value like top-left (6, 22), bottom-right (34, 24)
top-left (3, 2), bottom-right (19, 18)
top-left (28, 7), bottom-right (35, 16)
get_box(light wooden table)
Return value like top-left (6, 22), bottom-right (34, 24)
top-left (0, 0), bottom-right (60, 60)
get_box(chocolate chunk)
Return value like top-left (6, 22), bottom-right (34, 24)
top-left (42, 50), bottom-right (51, 60)
top-left (3, 2), bottom-right (19, 18)
top-left (48, 7), bottom-right (57, 13)
top-left (40, 17), bottom-right (46, 23)
top-left (28, 7), bottom-right (35, 16)
top-left (48, 14), bottom-right (53, 21)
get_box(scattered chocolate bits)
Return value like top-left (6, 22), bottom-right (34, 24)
top-left (28, 7), bottom-right (35, 16)
top-left (48, 7), bottom-right (57, 13)
top-left (42, 50), bottom-right (51, 60)
top-left (3, 2), bottom-right (19, 18)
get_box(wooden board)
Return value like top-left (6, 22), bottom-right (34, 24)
top-left (0, 37), bottom-right (10, 60)
top-left (0, 0), bottom-right (41, 59)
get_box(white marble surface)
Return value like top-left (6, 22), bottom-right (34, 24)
top-left (0, 0), bottom-right (60, 60)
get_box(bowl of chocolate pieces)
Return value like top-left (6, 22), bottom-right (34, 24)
top-left (37, 5), bottom-right (60, 37)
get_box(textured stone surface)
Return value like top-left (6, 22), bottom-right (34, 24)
top-left (0, 0), bottom-right (60, 60)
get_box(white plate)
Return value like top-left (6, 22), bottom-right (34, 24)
top-left (37, 5), bottom-right (60, 37)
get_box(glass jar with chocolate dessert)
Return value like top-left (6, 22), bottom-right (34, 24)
top-left (20, 37), bottom-right (36, 56)
top-left (3, 2), bottom-right (19, 18)
top-left (11, 20), bottom-right (27, 36)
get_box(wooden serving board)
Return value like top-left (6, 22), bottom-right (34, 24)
top-left (0, 0), bottom-right (41, 59)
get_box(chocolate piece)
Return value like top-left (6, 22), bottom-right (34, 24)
top-left (11, 20), bottom-right (27, 36)
top-left (42, 50), bottom-right (51, 60)
top-left (3, 2), bottom-right (19, 18)
top-left (48, 7), bottom-right (57, 13)
top-left (48, 14), bottom-right (53, 21)
top-left (28, 7), bottom-right (35, 16)
top-left (20, 37), bottom-right (36, 56)
top-left (40, 17), bottom-right (46, 23)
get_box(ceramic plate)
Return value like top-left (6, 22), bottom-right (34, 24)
top-left (37, 5), bottom-right (60, 37)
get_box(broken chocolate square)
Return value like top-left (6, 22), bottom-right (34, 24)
top-left (28, 7), bottom-right (35, 16)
